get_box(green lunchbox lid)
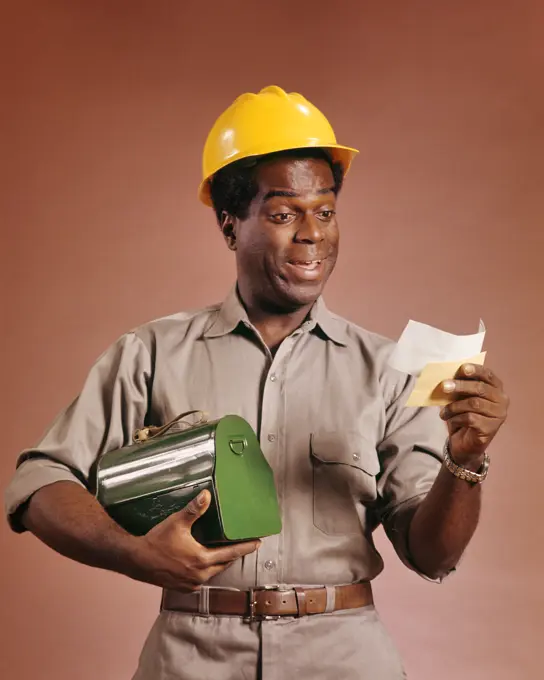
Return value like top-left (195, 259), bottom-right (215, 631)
top-left (213, 415), bottom-right (282, 541)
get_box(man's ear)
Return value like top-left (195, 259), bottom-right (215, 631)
top-left (220, 212), bottom-right (237, 251)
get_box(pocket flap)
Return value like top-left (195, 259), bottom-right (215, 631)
top-left (310, 429), bottom-right (381, 476)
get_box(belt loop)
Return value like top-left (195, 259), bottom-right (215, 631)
top-left (198, 586), bottom-right (210, 617)
top-left (294, 587), bottom-right (307, 617)
top-left (324, 586), bottom-right (336, 613)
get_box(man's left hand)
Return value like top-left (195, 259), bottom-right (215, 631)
top-left (438, 363), bottom-right (509, 468)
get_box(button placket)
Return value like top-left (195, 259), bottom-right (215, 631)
top-left (257, 347), bottom-right (290, 586)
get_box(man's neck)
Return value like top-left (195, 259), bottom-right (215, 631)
top-left (250, 307), bottom-right (311, 352)
top-left (238, 288), bottom-right (314, 352)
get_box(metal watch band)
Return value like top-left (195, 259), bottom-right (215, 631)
top-left (443, 440), bottom-right (490, 484)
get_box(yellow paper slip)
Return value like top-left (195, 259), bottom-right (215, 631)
top-left (406, 352), bottom-right (487, 407)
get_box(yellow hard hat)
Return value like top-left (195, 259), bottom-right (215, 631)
top-left (198, 85), bottom-right (359, 206)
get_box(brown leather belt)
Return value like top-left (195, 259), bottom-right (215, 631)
top-left (162, 582), bottom-right (373, 621)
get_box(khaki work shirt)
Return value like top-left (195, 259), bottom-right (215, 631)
top-left (5, 286), bottom-right (451, 679)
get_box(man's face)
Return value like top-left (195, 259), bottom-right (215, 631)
top-left (228, 157), bottom-right (339, 311)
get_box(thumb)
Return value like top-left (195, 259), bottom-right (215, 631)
top-left (179, 489), bottom-right (212, 527)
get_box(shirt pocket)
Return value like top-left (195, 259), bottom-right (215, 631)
top-left (310, 429), bottom-right (381, 536)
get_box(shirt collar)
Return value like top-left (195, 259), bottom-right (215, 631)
top-left (203, 284), bottom-right (348, 346)
top-left (310, 296), bottom-right (348, 346)
top-left (203, 285), bottom-right (250, 338)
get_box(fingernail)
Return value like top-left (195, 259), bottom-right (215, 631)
top-left (439, 407), bottom-right (446, 418)
top-left (463, 364), bottom-right (475, 375)
top-left (197, 492), bottom-right (207, 506)
top-left (442, 380), bottom-right (456, 393)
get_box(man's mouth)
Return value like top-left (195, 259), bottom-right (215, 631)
top-left (289, 259), bottom-right (323, 271)
top-left (284, 257), bottom-right (327, 281)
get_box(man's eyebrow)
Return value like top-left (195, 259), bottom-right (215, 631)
top-left (263, 190), bottom-right (298, 201)
top-left (263, 187), bottom-right (335, 201)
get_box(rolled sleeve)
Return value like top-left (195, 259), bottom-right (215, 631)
top-left (4, 332), bottom-right (152, 532)
top-left (5, 459), bottom-right (86, 533)
top-left (376, 370), bottom-right (452, 581)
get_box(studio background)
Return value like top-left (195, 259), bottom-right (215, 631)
top-left (1, 1), bottom-right (542, 679)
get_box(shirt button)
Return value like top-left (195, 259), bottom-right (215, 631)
top-left (270, 374), bottom-right (277, 382)
top-left (353, 453), bottom-right (360, 461)
top-left (264, 560), bottom-right (276, 570)
top-left (267, 434), bottom-right (276, 442)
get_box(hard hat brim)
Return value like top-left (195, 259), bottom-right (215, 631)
top-left (198, 144), bottom-right (359, 208)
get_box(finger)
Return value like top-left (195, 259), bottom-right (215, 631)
top-left (177, 490), bottom-right (212, 527)
top-left (199, 560), bottom-right (243, 583)
top-left (199, 540), bottom-right (261, 568)
top-left (454, 363), bottom-right (503, 389)
top-left (440, 397), bottom-right (506, 420)
top-left (446, 412), bottom-right (500, 435)
top-left (178, 583), bottom-right (201, 593)
top-left (440, 379), bottom-right (503, 403)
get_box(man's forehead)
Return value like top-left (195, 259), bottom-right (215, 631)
top-left (255, 156), bottom-right (335, 197)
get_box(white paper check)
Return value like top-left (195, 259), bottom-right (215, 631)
top-left (388, 319), bottom-right (487, 407)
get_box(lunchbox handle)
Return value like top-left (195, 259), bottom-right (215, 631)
top-left (133, 409), bottom-right (209, 443)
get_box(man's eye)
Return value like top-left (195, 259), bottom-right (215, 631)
top-left (318, 210), bottom-right (335, 220)
top-left (271, 213), bottom-right (293, 223)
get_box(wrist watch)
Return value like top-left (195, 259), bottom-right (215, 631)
top-left (443, 440), bottom-right (490, 484)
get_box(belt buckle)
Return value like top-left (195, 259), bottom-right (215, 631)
top-left (246, 585), bottom-right (290, 623)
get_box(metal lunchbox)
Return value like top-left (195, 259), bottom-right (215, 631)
top-left (94, 411), bottom-right (282, 544)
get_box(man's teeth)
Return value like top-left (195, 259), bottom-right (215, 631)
top-left (293, 260), bottom-right (321, 268)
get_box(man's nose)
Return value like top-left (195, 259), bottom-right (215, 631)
top-left (294, 214), bottom-right (325, 243)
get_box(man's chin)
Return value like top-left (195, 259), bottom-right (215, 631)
top-left (275, 279), bottom-right (325, 311)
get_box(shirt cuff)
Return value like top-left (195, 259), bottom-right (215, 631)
top-left (4, 458), bottom-right (86, 533)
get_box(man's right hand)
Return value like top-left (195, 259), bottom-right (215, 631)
top-left (130, 490), bottom-right (260, 592)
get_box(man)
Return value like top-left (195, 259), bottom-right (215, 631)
top-left (5, 86), bottom-right (509, 679)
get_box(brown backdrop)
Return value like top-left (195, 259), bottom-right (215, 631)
top-left (1, 1), bottom-right (542, 678)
